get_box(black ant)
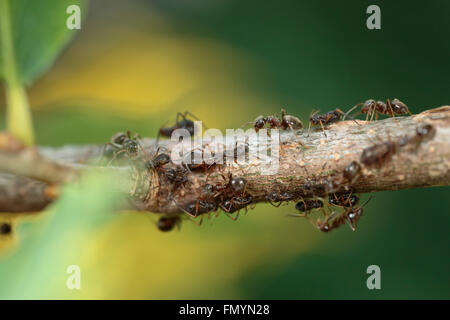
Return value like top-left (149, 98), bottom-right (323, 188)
top-left (0, 222), bottom-right (12, 235)
top-left (145, 152), bottom-right (171, 170)
top-left (249, 109), bottom-right (303, 133)
top-left (219, 195), bottom-right (253, 220)
top-left (328, 193), bottom-right (359, 207)
top-left (267, 190), bottom-right (296, 207)
top-left (323, 196), bottom-right (371, 232)
top-left (308, 108), bottom-right (345, 137)
top-left (294, 198), bottom-right (324, 215)
top-left (184, 200), bottom-right (217, 218)
top-left (101, 130), bottom-right (146, 166)
top-left (158, 111), bottom-right (204, 139)
top-left (343, 197), bottom-right (372, 231)
top-left (164, 167), bottom-right (188, 189)
top-left (157, 216), bottom-right (181, 232)
top-left (344, 98), bottom-right (411, 122)
top-left (204, 172), bottom-right (247, 200)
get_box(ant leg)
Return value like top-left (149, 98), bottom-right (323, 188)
top-left (188, 215), bottom-right (204, 227)
top-left (386, 101), bottom-right (400, 126)
top-left (175, 112), bottom-right (186, 126)
top-left (269, 200), bottom-right (282, 208)
top-left (319, 120), bottom-right (327, 137)
top-left (98, 142), bottom-right (114, 165)
top-left (369, 107), bottom-right (376, 122)
top-left (288, 124), bottom-right (306, 147)
top-left (287, 212), bottom-right (308, 218)
top-left (106, 149), bottom-right (126, 167)
top-left (170, 197), bottom-right (199, 218)
top-left (337, 108), bottom-right (361, 126)
top-left (182, 111), bottom-right (201, 121)
top-left (365, 108), bottom-right (371, 121)
top-left (343, 103), bottom-right (363, 121)
top-left (224, 211), bottom-right (239, 221)
top-left (307, 121), bottom-right (312, 137)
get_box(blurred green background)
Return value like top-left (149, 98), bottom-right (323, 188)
top-left (0, 0), bottom-right (449, 299)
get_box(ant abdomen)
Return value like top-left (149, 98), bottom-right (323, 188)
top-left (185, 200), bottom-right (217, 217)
top-left (295, 199), bottom-right (323, 212)
top-left (220, 195), bottom-right (253, 213)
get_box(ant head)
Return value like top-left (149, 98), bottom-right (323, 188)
top-left (157, 216), bottom-right (179, 232)
top-left (364, 99), bottom-right (376, 107)
top-left (319, 221), bottom-right (330, 232)
top-left (254, 116), bottom-right (265, 129)
top-left (295, 201), bottom-right (307, 212)
top-left (123, 139), bottom-right (139, 157)
top-left (230, 177), bottom-right (246, 193)
top-left (391, 98), bottom-right (407, 112)
top-left (185, 202), bottom-right (199, 216)
top-left (112, 132), bottom-right (127, 145)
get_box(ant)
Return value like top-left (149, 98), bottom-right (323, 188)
top-left (158, 111), bottom-right (205, 139)
top-left (294, 198), bottom-right (324, 215)
top-left (0, 222), bottom-right (12, 235)
top-left (328, 193), bottom-right (359, 207)
top-left (360, 141), bottom-right (398, 167)
top-left (249, 109), bottom-right (303, 133)
top-left (204, 172), bottom-right (247, 200)
top-left (267, 190), bottom-right (296, 207)
top-left (308, 108), bottom-right (345, 137)
top-left (344, 98), bottom-right (411, 122)
top-left (145, 151), bottom-right (171, 170)
top-left (184, 200), bottom-right (217, 218)
top-left (343, 197), bottom-right (372, 231)
top-left (101, 130), bottom-right (146, 166)
top-left (157, 216), bottom-right (181, 232)
top-left (313, 208), bottom-right (349, 233)
top-left (219, 195), bottom-right (253, 220)
top-left (164, 167), bottom-right (189, 189)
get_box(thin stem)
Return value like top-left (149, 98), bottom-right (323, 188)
top-left (0, 0), bottom-right (34, 145)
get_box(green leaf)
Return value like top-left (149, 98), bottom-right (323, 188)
top-left (0, 0), bottom-right (86, 145)
top-left (0, 0), bottom-right (87, 85)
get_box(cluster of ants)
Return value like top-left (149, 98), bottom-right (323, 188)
top-left (99, 98), bottom-right (435, 233)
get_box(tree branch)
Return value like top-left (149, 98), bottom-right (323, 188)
top-left (0, 106), bottom-right (449, 214)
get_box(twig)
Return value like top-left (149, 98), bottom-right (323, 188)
top-left (0, 106), bottom-right (449, 214)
